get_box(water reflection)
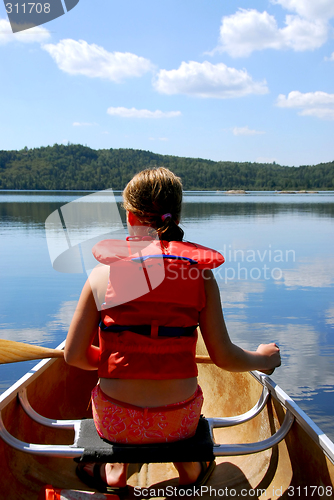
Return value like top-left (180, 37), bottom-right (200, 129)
top-left (0, 300), bottom-right (77, 345)
top-left (183, 193), bottom-right (334, 441)
top-left (325, 306), bottom-right (334, 325)
top-left (0, 191), bottom-right (333, 442)
top-left (283, 257), bottom-right (334, 288)
top-left (0, 199), bottom-right (125, 228)
top-left (0, 299), bottom-right (78, 394)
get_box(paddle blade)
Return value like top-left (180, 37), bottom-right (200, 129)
top-left (0, 339), bottom-right (64, 364)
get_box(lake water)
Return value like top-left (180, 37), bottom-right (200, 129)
top-left (0, 190), bottom-right (333, 441)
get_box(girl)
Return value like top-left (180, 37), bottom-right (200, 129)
top-left (65, 167), bottom-right (281, 493)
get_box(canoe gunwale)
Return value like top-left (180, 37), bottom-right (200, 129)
top-left (251, 370), bottom-right (334, 465)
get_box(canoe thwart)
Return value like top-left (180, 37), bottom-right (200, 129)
top-left (0, 384), bottom-right (293, 461)
top-left (17, 385), bottom-right (269, 434)
top-left (0, 412), bottom-right (83, 458)
top-left (209, 410), bottom-right (294, 456)
top-left (0, 410), bottom-right (294, 460)
top-left (0, 383), bottom-right (295, 460)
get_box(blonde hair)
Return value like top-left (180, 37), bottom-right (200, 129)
top-left (123, 167), bottom-right (184, 241)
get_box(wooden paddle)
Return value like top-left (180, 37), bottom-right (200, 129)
top-left (195, 355), bottom-right (213, 364)
top-left (0, 339), bottom-right (213, 365)
top-left (0, 339), bottom-right (64, 364)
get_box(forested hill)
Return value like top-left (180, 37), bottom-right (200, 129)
top-left (0, 144), bottom-right (333, 191)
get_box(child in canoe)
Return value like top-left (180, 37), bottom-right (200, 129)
top-left (65, 167), bottom-right (281, 493)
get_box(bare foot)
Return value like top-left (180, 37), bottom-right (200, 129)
top-left (173, 462), bottom-right (202, 485)
top-left (82, 463), bottom-right (128, 488)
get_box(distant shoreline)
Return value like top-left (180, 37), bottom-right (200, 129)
top-left (1, 144), bottom-right (333, 191)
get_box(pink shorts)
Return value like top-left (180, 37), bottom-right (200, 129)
top-left (91, 384), bottom-right (203, 444)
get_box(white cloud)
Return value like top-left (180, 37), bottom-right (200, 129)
top-left (271, 0), bottom-right (334, 21)
top-left (217, 9), bottom-right (280, 57)
top-left (232, 126), bottom-right (265, 136)
top-left (216, 9), bottom-right (328, 57)
top-left (282, 15), bottom-right (328, 51)
top-left (276, 91), bottom-right (334, 120)
top-left (154, 61), bottom-right (268, 98)
top-left (42, 39), bottom-right (153, 82)
top-left (107, 107), bottom-right (181, 119)
top-left (324, 52), bottom-right (334, 62)
top-left (0, 18), bottom-right (50, 44)
top-left (301, 108), bottom-right (334, 120)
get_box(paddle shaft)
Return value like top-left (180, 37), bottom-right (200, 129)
top-left (0, 339), bottom-right (64, 364)
top-left (0, 339), bottom-right (212, 365)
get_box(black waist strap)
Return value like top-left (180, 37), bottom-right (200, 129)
top-left (99, 321), bottom-right (197, 337)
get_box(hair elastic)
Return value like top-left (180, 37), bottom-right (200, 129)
top-left (161, 213), bottom-right (172, 222)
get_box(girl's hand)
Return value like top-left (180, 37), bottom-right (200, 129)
top-left (256, 343), bottom-right (281, 375)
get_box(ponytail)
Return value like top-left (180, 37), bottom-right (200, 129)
top-left (156, 214), bottom-right (184, 242)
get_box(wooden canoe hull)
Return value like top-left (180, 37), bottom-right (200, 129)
top-left (0, 345), bottom-right (333, 499)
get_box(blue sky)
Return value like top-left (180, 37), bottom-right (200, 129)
top-left (0, 0), bottom-right (333, 166)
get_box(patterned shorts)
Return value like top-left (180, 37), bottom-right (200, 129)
top-left (91, 384), bottom-right (203, 444)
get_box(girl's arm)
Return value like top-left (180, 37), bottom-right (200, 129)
top-left (199, 270), bottom-right (281, 373)
top-left (64, 266), bottom-right (108, 370)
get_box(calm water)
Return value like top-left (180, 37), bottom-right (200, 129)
top-left (0, 190), bottom-right (333, 441)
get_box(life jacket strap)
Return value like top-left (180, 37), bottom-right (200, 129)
top-left (99, 321), bottom-right (198, 337)
top-left (131, 254), bottom-right (198, 265)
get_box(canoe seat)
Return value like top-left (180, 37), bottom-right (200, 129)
top-left (74, 416), bottom-right (214, 463)
top-left (0, 385), bottom-right (294, 461)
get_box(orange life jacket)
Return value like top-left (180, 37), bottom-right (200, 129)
top-left (92, 238), bottom-right (224, 380)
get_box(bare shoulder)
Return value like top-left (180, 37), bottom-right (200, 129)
top-left (202, 269), bottom-right (219, 296)
top-left (86, 264), bottom-right (109, 307)
top-left (89, 264), bottom-right (109, 283)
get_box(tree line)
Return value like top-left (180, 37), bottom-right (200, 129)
top-left (0, 144), bottom-right (333, 191)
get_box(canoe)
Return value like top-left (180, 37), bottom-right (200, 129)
top-left (0, 337), bottom-right (334, 500)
